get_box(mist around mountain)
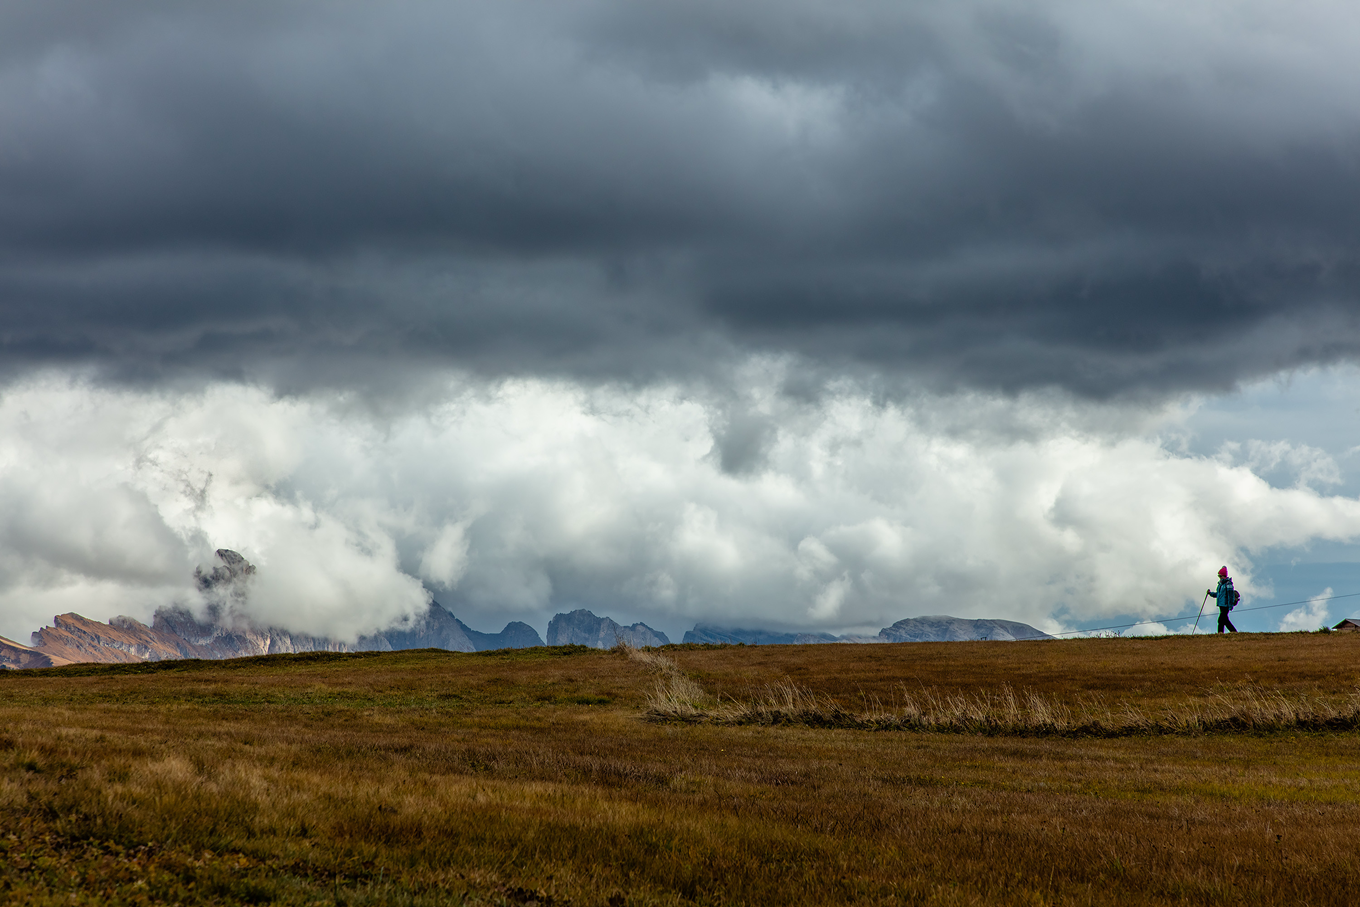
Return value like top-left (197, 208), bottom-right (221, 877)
top-left (0, 551), bottom-right (671, 669)
top-left (0, 550), bottom-right (1051, 670)
top-left (0, 550), bottom-right (545, 670)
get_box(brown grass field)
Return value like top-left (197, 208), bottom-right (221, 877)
top-left (3, 633), bottom-right (1360, 906)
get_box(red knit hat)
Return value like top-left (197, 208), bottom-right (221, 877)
top-left (1218, 566), bottom-right (1228, 577)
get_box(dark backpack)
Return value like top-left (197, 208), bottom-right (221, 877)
top-left (1223, 580), bottom-right (1240, 611)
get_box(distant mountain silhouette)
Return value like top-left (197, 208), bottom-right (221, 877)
top-left (458, 619), bottom-right (544, 650)
top-left (877, 616), bottom-right (1050, 642)
top-left (379, 603), bottom-right (547, 652)
top-left (684, 626), bottom-right (839, 645)
top-left (684, 615), bottom-right (1051, 645)
top-left (546, 609), bottom-right (669, 648)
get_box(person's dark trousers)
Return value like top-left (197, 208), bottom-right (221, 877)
top-left (1218, 609), bottom-right (1237, 633)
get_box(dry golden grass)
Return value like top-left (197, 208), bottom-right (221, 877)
top-left (2, 636), bottom-right (1360, 905)
top-left (664, 632), bottom-right (1360, 704)
top-left (650, 673), bottom-right (1360, 735)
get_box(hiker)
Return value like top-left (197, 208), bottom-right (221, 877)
top-left (1206, 567), bottom-right (1238, 634)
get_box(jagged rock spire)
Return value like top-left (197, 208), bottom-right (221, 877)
top-left (194, 548), bottom-right (256, 592)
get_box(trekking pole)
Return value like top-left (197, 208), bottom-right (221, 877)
top-left (1192, 591), bottom-right (1210, 635)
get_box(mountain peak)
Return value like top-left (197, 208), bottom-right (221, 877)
top-left (194, 548), bottom-right (256, 594)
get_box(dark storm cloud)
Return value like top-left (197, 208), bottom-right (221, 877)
top-left (4, 0), bottom-right (1360, 396)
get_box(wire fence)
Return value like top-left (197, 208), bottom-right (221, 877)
top-left (1016, 590), bottom-right (1360, 640)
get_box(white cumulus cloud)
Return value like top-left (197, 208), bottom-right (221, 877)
top-left (1278, 588), bottom-right (1332, 633)
top-left (3, 365), bottom-right (1360, 644)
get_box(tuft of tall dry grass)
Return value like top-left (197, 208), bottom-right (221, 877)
top-left (648, 674), bottom-right (1360, 736)
top-left (618, 641), bottom-right (709, 719)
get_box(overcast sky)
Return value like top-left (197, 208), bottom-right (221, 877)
top-left (5, 0), bottom-right (1360, 644)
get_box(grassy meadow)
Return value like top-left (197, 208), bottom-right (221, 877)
top-left (3, 634), bottom-right (1360, 905)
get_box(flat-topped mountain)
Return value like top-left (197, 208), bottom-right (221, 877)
top-left (684, 615), bottom-right (1051, 645)
top-left (877, 616), bottom-right (1048, 642)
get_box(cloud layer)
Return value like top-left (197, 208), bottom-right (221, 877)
top-left (3, 370), bottom-right (1359, 643)
top-left (6, 5), bottom-right (1360, 644)
top-left (4, 1), bottom-right (1360, 396)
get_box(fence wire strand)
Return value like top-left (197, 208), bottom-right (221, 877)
top-left (1018, 590), bottom-right (1360, 640)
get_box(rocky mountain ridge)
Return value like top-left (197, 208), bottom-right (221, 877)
top-left (1, 599), bottom-right (550, 670)
top-left (0, 549), bottom-right (553, 670)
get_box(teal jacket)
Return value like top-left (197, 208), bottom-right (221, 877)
top-left (1214, 576), bottom-right (1236, 610)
